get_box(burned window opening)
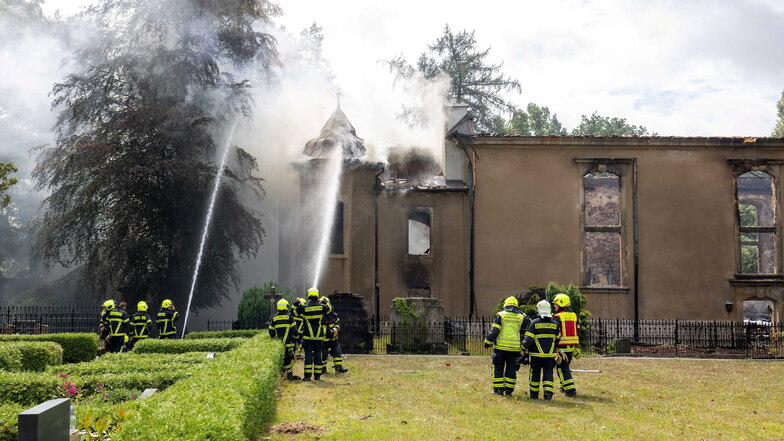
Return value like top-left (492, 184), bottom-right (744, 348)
top-left (584, 171), bottom-right (623, 287)
top-left (743, 299), bottom-right (774, 323)
top-left (330, 201), bottom-right (345, 255)
top-left (408, 210), bottom-right (432, 256)
top-left (736, 171), bottom-right (776, 274)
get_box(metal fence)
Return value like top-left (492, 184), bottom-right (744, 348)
top-left (0, 306), bottom-right (99, 334)
top-left (211, 316), bottom-right (784, 358)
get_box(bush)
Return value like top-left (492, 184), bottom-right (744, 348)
top-left (114, 335), bottom-right (283, 441)
top-left (0, 404), bottom-right (24, 441)
top-left (184, 330), bottom-right (263, 339)
top-left (133, 338), bottom-right (244, 354)
top-left (0, 346), bottom-right (22, 372)
top-left (237, 282), bottom-right (294, 329)
top-left (0, 371), bottom-right (60, 405)
top-left (7, 342), bottom-right (63, 372)
top-left (0, 333), bottom-right (98, 363)
top-left (53, 352), bottom-right (209, 376)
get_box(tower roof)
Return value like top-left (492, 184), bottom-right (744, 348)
top-left (303, 106), bottom-right (366, 159)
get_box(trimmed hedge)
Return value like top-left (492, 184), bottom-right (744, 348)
top-left (0, 404), bottom-right (24, 441)
top-left (0, 346), bottom-right (22, 372)
top-left (114, 335), bottom-right (283, 441)
top-left (133, 337), bottom-right (244, 354)
top-left (184, 329), bottom-right (263, 339)
top-left (52, 352), bottom-right (210, 376)
top-left (0, 333), bottom-right (98, 363)
top-left (0, 371), bottom-right (60, 406)
top-left (4, 342), bottom-right (63, 372)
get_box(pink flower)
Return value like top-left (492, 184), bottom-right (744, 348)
top-left (58, 373), bottom-right (69, 379)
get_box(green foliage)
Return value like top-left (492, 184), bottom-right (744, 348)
top-left (392, 298), bottom-right (419, 327)
top-left (773, 90), bottom-right (784, 137)
top-left (133, 337), bottom-right (243, 354)
top-left (543, 282), bottom-right (591, 344)
top-left (0, 163), bottom-right (17, 209)
top-left (53, 352), bottom-right (208, 376)
top-left (489, 103), bottom-right (568, 135)
top-left (238, 282), bottom-right (294, 329)
top-left (0, 333), bottom-right (97, 363)
top-left (0, 342), bottom-right (63, 371)
top-left (0, 371), bottom-right (60, 405)
top-left (0, 403), bottom-right (24, 441)
top-left (185, 329), bottom-right (263, 339)
top-left (0, 346), bottom-right (22, 371)
top-left (113, 335), bottom-right (284, 441)
top-left (76, 402), bottom-right (137, 441)
top-left (571, 112), bottom-right (653, 136)
top-left (32, 0), bottom-right (279, 310)
top-left (389, 25), bottom-right (521, 130)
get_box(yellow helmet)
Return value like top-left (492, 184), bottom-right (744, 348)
top-left (553, 294), bottom-right (571, 308)
top-left (161, 299), bottom-right (173, 308)
top-left (307, 287), bottom-right (319, 299)
top-left (277, 299), bottom-right (290, 310)
top-left (103, 300), bottom-right (115, 310)
top-left (137, 301), bottom-right (148, 312)
top-left (503, 296), bottom-right (518, 307)
top-left (320, 296), bottom-right (330, 304)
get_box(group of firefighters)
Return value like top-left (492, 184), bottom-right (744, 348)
top-left (268, 287), bottom-right (349, 381)
top-left (99, 298), bottom-right (180, 353)
top-left (484, 293), bottom-right (580, 400)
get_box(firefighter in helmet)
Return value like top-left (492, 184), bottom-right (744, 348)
top-left (320, 296), bottom-right (348, 373)
top-left (101, 299), bottom-right (129, 353)
top-left (553, 293), bottom-right (580, 397)
top-left (295, 288), bottom-right (331, 381)
top-left (523, 300), bottom-right (561, 400)
top-left (157, 299), bottom-right (179, 339)
top-left (128, 301), bottom-right (153, 350)
top-left (269, 298), bottom-right (301, 380)
top-left (484, 296), bottom-right (531, 395)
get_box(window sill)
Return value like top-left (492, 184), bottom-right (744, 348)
top-left (406, 254), bottom-right (433, 259)
top-left (729, 275), bottom-right (784, 286)
top-left (580, 286), bottom-right (629, 294)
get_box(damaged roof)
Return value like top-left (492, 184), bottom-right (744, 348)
top-left (304, 106), bottom-right (366, 160)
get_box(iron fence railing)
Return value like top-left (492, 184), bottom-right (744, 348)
top-left (0, 306), bottom-right (100, 334)
top-left (189, 317), bottom-right (784, 358)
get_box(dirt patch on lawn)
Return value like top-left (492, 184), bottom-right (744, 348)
top-left (268, 422), bottom-right (324, 435)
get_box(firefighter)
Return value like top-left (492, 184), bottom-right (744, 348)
top-left (291, 297), bottom-right (305, 358)
top-left (320, 296), bottom-right (348, 374)
top-left (553, 293), bottom-right (580, 397)
top-left (101, 300), bottom-right (129, 353)
top-left (157, 299), bottom-right (179, 339)
top-left (128, 301), bottom-right (153, 350)
top-left (98, 300), bottom-right (112, 354)
top-left (523, 300), bottom-right (561, 400)
top-left (295, 288), bottom-right (331, 381)
top-left (484, 296), bottom-right (530, 395)
top-left (268, 299), bottom-right (301, 380)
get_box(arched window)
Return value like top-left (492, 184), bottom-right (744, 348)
top-left (737, 171), bottom-right (776, 274)
top-left (408, 210), bottom-right (431, 255)
top-left (583, 171), bottom-right (622, 287)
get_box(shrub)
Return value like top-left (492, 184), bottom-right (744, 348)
top-left (114, 335), bottom-right (283, 441)
top-left (53, 352), bottom-right (209, 376)
top-left (133, 337), bottom-right (243, 354)
top-left (237, 282), bottom-right (294, 329)
top-left (184, 330), bottom-right (262, 339)
top-left (0, 404), bottom-right (24, 441)
top-left (0, 371), bottom-right (60, 405)
top-left (8, 342), bottom-right (63, 372)
top-left (0, 346), bottom-right (22, 372)
top-left (0, 333), bottom-right (98, 363)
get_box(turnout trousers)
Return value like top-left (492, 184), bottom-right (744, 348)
top-left (529, 357), bottom-right (556, 399)
top-left (302, 339), bottom-right (323, 379)
top-left (283, 344), bottom-right (295, 374)
top-left (557, 352), bottom-right (576, 396)
top-left (322, 339), bottom-right (344, 369)
top-left (492, 349), bottom-right (519, 395)
top-left (107, 335), bottom-right (125, 353)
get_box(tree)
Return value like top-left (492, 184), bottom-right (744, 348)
top-left (488, 103), bottom-right (567, 135)
top-left (389, 25), bottom-right (521, 130)
top-left (0, 162), bottom-right (17, 209)
top-left (772, 91), bottom-right (784, 137)
top-left (571, 112), bottom-right (653, 136)
top-left (33, 0), bottom-right (279, 309)
top-left (237, 281), bottom-right (295, 329)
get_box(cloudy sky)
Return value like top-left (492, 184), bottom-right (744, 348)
top-left (41, 0), bottom-right (784, 136)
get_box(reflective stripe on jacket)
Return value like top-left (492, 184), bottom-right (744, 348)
top-left (157, 309), bottom-right (179, 336)
top-left (555, 309), bottom-right (579, 347)
top-left (296, 300), bottom-right (332, 340)
top-left (108, 309), bottom-right (130, 336)
top-left (484, 306), bottom-right (530, 352)
top-left (131, 312), bottom-right (152, 338)
top-left (523, 317), bottom-right (560, 358)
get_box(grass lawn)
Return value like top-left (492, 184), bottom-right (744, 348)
top-left (263, 355), bottom-right (784, 441)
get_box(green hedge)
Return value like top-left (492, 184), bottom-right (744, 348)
top-left (0, 333), bottom-right (98, 363)
top-left (5, 342), bottom-right (63, 372)
top-left (52, 352), bottom-right (209, 376)
top-left (114, 335), bottom-right (283, 441)
top-left (0, 371), bottom-right (60, 406)
top-left (184, 330), bottom-right (263, 339)
top-left (0, 404), bottom-right (24, 441)
top-left (133, 338), bottom-right (244, 354)
top-left (0, 346), bottom-right (22, 372)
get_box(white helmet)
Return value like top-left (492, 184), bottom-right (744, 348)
top-left (536, 300), bottom-right (552, 317)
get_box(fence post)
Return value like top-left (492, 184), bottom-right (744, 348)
top-left (674, 319), bottom-right (679, 356)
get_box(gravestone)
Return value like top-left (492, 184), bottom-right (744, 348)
top-left (327, 292), bottom-right (373, 354)
top-left (18, 398), bottom-right (70, 441)
top-left (389, 297), bottom-right (446, 354)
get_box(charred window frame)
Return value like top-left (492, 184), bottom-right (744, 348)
top-left (729, 161), bottom-right (782, 276)
top-left (575, 159), bottom-right (633, 291)
top-left (407, 207), bottom-right (433, 256)
top-left (329, 201), bottom-right (345, 256)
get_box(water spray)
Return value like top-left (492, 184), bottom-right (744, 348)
top-left (311, 151), bottom-right (343, 288)
top-left (181, 121), bottom-right (238, 337)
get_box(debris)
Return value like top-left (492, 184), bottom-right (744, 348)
top-left (268, 422), bottom-right (323, 435)
top-left (445, 363), bottom-right (452, 367)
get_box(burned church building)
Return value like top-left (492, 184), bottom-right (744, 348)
top-left (283, 104), bottom-right (784, 322)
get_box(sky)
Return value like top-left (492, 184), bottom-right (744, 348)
top-left (37, 0), bottom-right (784, 137)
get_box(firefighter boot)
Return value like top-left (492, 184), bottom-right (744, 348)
top-left (335, 366), bottom-right (348, 373)
top-left (302, 375), bottom-right (311, 381)
top-left (544, 392), bottom-right (553, 401)
top-left (492, 388), bottom-right (504, 396)
top-left (287, 373), bottom-right (301, 381)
